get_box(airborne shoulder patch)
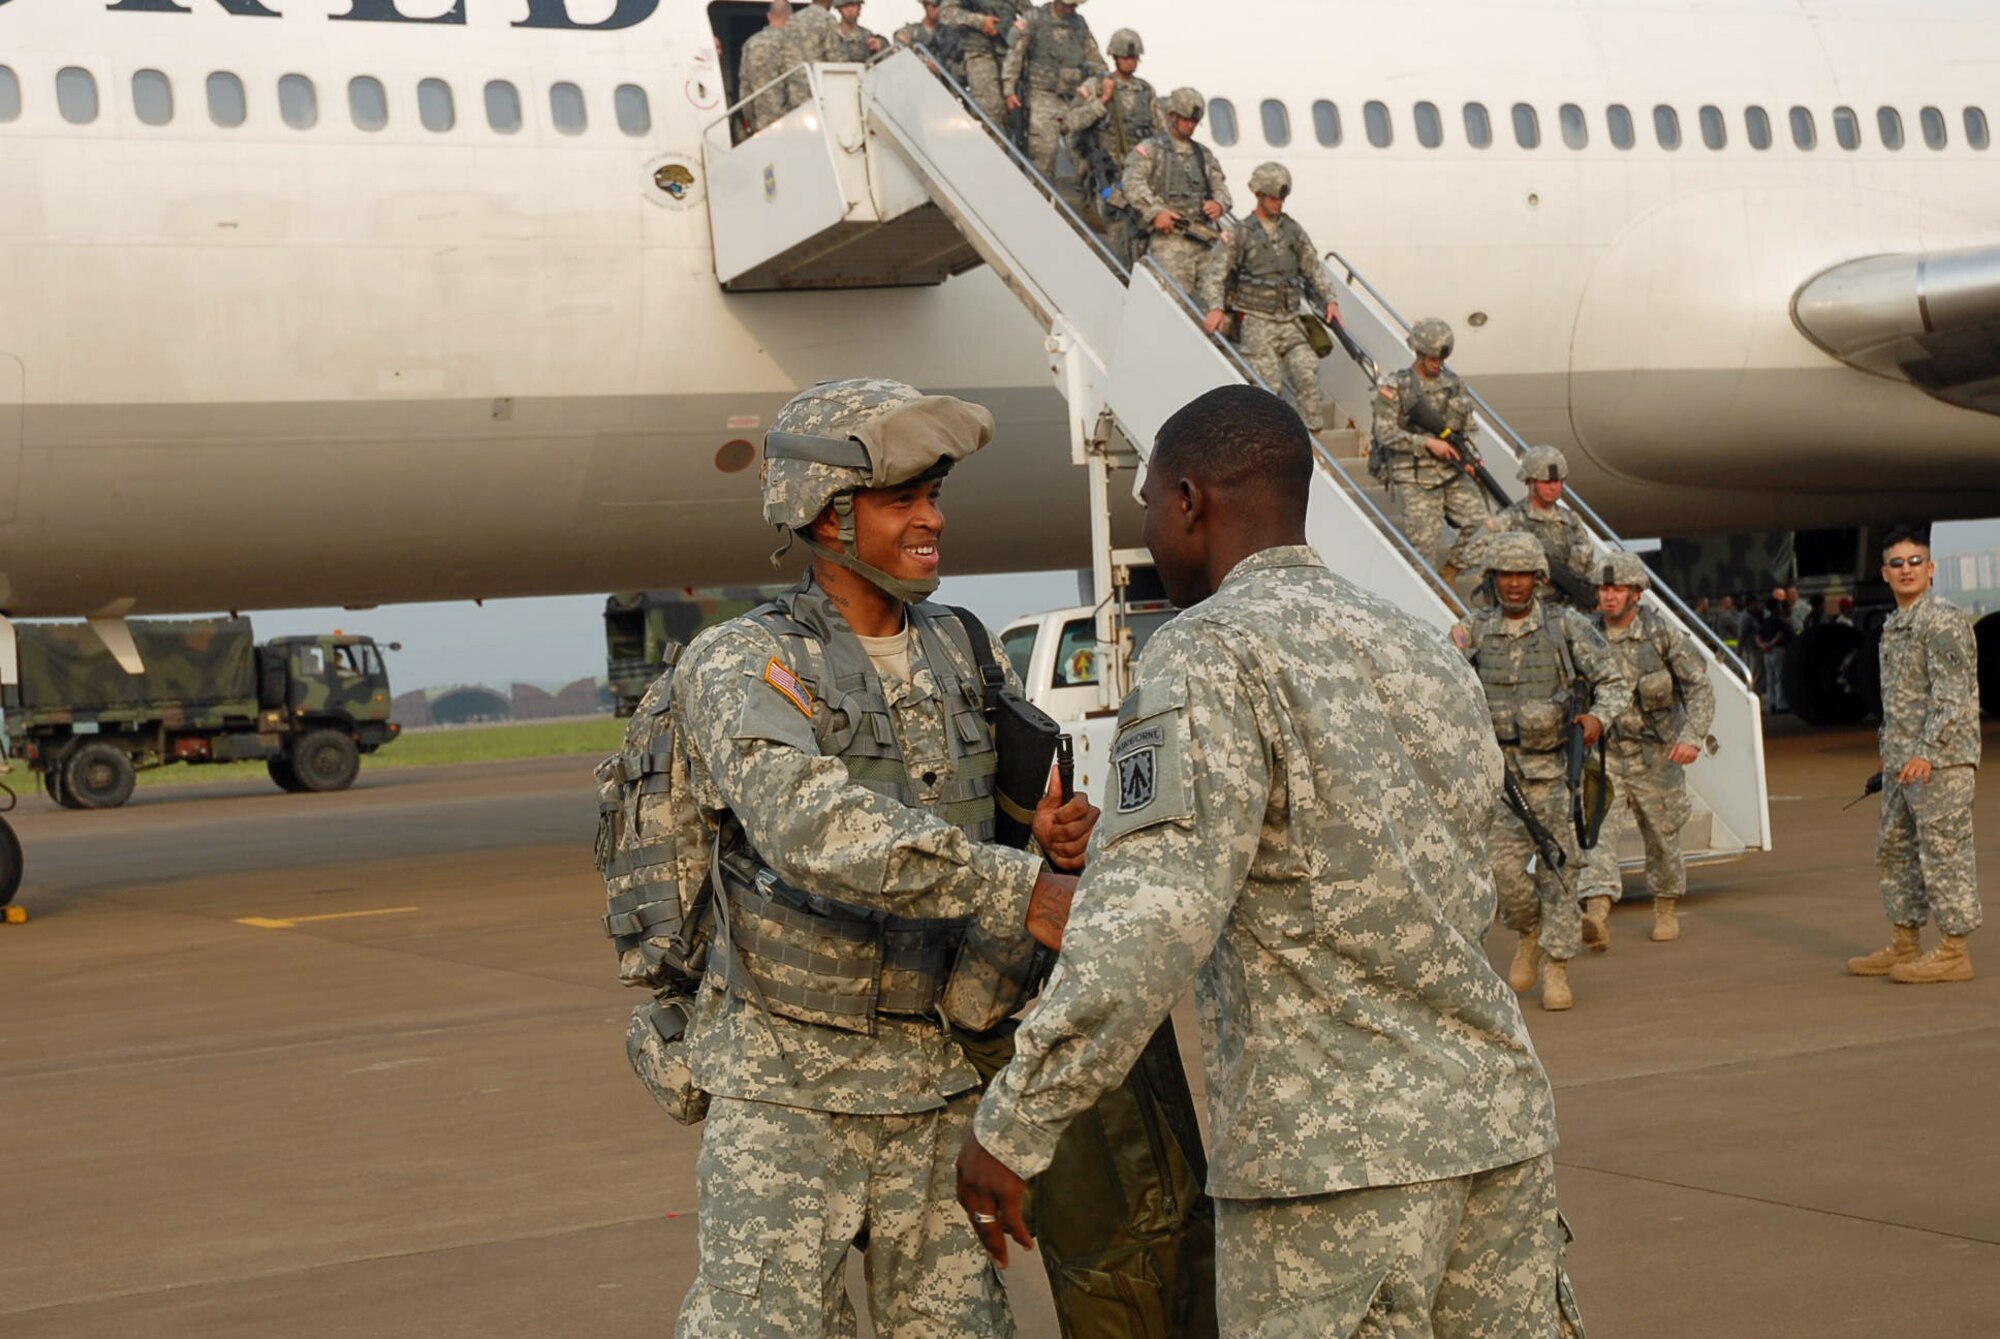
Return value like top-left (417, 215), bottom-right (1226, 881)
top-left (1115, 737), bottom-right (1159, 813)
top-left (762, 657), bottom-right (814, 719)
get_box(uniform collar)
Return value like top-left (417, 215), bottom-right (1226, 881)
top-left (1887, 589), bottom-right (1934, 627)
top-left (1217, 544), bottom-right (1323, 593)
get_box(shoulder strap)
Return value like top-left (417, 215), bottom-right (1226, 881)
top-left (941, 605), bottom-right (1005, 713)
top-left (1544, 606), bottom-right (1578, 688)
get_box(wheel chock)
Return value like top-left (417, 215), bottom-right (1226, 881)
top-left (3, 905), bottom-right (26, 924)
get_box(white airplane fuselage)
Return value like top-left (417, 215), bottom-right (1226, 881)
top-left (0, 0), bottom-right (1995, 618)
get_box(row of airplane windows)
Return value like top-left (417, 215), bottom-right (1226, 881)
top-left (0, 65), bottom-right (653, 137)
top-left (1210, 96), bottom-right (1995, 155)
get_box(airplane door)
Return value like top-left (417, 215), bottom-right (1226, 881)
top-left (0, 355), bottom-right (20, 525)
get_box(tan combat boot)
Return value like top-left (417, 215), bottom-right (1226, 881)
top-left (1582, 896), bottom-right (1613, 951)
top-left (1651, 898), bottom-right (1681, 943)
top-left (1541, 956), bottom-right (1574, 1011)
top-left (1846, 923), bottom-right (1921, 976)
top-left (1889, 933), bottom-right (1974, 984)
top-left (1508, 930), bottom-right (1540, 992)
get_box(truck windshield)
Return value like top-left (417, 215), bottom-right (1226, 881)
top-left (333, 645), bottom-right (370, 679)
top-left (1051, 609), bottom-right (1175, 688)
top-left (1000, 626), bottom-right (1037, 683)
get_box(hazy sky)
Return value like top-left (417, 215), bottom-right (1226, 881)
top-left (254, 517), bottom-right (2000, 694)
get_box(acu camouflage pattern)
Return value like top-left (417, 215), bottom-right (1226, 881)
top-left (1123, 131), bottom-right (1231, 296)
top-left (1196, 213), bottom-right (1336, 430)
top-left (1002, 2), bottom-right (1104, 188)
top-left (895, 16), bottom-right (967, 84)
top-left (1489, 497), bottom-right (1600, 607)
top-left (1876, 590), bottom-right (1982, 936)
top-left (826, 15), bottom-right (884, 63)
top-left (1576, 604), bottom-right (1715, 907)
top-left (938, 0), bottom-right (1020, 122)
top-left (760, 378), bottom-right (929, 534)
top-left (1458, 601), bottom-right (1632, 962)
top-left (1371, 366), bottom-right (1492, 570)
top-left (978, 547), bottom-right (1559, 1205)
top-left (738, 23), bottom-right (800, 133)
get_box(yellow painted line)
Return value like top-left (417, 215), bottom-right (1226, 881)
top-left (235, 906), bottom-right (420, 930)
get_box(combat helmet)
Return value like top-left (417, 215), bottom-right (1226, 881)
top-left (1165, 87), bottom-right (1205, 123)
top-left (1106, 27), bottom-right (1142, 57)
top-left (1517, 444), bottom-right (1569, 483)
top-left (1247, 162), bottom-right (1292, 200)
top-left (1408, 317), bottom-right (1454, 359)
top-left (762, 378), bottom-right (995, 602)
top-left (1487, 531), bottom-right (1549, 579)
top-left (1597, 551), bottom-right (1651, 591)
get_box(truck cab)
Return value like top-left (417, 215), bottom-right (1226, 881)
top-left (262, 635), bottom-right (397, 740)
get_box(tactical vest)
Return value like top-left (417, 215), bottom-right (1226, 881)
top-left (953, 0), bottom-right (1017, 53)
top-left (711, 585), bottom-right (1003, 1033)
top-left (1022, 6), bottom-right (1092, 93)
top-left (1147, 136), bottom-right (1216, 213)
top-left (1469, 607), bottom-right (1576, 768)
top-left (1106, 79), bottom-right (1156, 158)
top-left (1230, 214), bottom-right (1308, 315)
top-left (1601, 607), bottom-right (1682, 747)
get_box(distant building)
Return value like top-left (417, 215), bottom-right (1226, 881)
top-left (1937, 548), bottom-right (2000, 598)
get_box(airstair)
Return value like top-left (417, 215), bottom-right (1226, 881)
top-left (702, 50), bottom-right (1770, 864)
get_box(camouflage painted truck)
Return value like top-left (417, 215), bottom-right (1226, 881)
top-left (2, 619), bottom-right (401, 810)
top-left (604, 587), bottom-right (788, 715)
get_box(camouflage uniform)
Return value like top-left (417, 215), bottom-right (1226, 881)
top-left (1371, 367), bottom-right (1493, 572)
top-left (738, 23), bottom-right (800, 134)
top-left (784, 1), bottom-right (843, 106)
top-left (1575, 600), bottom-right (1715, 908)
top-left (826, 12), bottom-right (883, 62)
top-left (1876, 590), bottom-right (1982, 935)
top-left (895, 16), bottom-right (967, 85)
top-left (976, 547), bottom-right (1565, 1337)
top-left (1122, 129), bottom-right (1231, 298)
top-left (1001, 2), bottom-right (1103, 193)
top-left (1063, 62), bottom-right (1159, 264)
top-left (1489, 499), bottom-right (1599, 608)
top-left (939, 0), bottom-right (1019, 123)
top-left (1197, 206), bottom-right (1336, 433)
top-left (1458, 589), bottom-right (1632, 967)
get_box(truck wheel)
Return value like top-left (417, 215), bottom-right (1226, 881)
top-left (63, 741), bottom-right (137, 810)
top-left (0, 816), bottom-right (20, 906)
top-left (266, 756), bottom-right (307, 793)
top-left (291, 730), bottom-right (360, 793)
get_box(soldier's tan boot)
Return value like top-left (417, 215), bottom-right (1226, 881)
top-left (1541, 956), bottom-right (1574, 1011)
top-left (1650, 898), bottom-right (1681, 943)
top-left (1846, 923), bottom-right (1922, 976)
top-left (1889, 933), bottom-right (1975, 984)
top-left (1582, 896), bottom-right (1613, 951)
top-left (1508, 930), bottom-right (1540, 992)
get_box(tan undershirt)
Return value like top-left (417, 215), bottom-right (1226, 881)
top-left (854, 624), bottom-right (913, 686)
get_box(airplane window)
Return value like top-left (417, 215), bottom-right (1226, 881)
top-left (1511, 102), bottom-right (1538, 149)
top-left (1700, 105), bottom-right (1726, 149)
top-left (1832, 105), bottom-right (1859, 150)
top-left (1415, 101), bottom-right (1442, 148)
top-left (1653, 104), bottom-right (1681, 150)
top-left (278, 74), bottom-right (317, 130)
top-left (1462, 102), bottom-right (1491, 149)
top-left (1559, 103), bottom-right (1586, 149)
top-left (1745, 105), bottom-right (1771, 150)
top-left (0, 66), bottom-right (17, 124)
top-left (1876, 106), bottom-right (1903, 150)
top-left (1311, 100), bottom-right (1341, 147)
top-left (1365, 100), bottom-right (1392, 147)
top-left (1606, 103), bottom-right (1634, 149)
top-left (349, 76), bottom-right (388, 132)
top-left (207, 72), bottom-right (246, 129)
top-left (418, 78), bottom-right (455, 133)
top-left (1966, 107), bottom-right (1990, 150)
top-left (1260, 99), bottom-right (1290, 147)
top-left (551, 82), bottom-right (588, 135)
top-left (615, 84), bottom-right (651, 136)
top-left (132, 70), bottom-right (173, 127)
top-left (1920, 106), bottom-right (1946, 149)
top-left (57, 68), bottom-right (100, 126)
top-left (1209, 97), bottom-right (1238, 146)
top-left (1790, 106), bottom-right (1816, 149)
top-left (484, 80), bottom-right (522, 134)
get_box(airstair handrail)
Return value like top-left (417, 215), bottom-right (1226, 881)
top-left (1323, 246), bottom-right (1753, 683)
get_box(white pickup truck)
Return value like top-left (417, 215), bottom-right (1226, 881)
top-left (997, 599), bottom-right (1178, 812)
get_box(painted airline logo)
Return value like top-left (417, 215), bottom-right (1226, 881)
top-left (0, 0), bottom-right (663, 30)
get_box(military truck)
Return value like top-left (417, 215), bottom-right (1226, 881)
top-left (604, 587), bottom-right (789, 714)
top-left (2, 619), bottom-right (401, 810)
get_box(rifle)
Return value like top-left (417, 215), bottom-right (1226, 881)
top-left (1404, 385), bottom-right (1510, 511)
top-left (1566, 678), bottom-right (1611, 849)
top-left (1502, 769), bottom-right (1571, 892)
top-left (1072, 111), bottom-right (1138, 239)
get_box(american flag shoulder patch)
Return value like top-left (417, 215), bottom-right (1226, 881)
top-left (763, 658), bottom-right (814, 718)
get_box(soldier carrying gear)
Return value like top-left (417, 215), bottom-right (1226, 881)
top-left (1197, 161), bottom-right (1342, 434)
top-left (1065, 24), bottom-right (1161, 265)
top-left (1124, 86), bottom-right (1232, 297)
top-left (1002, 0), bottom-right (1104, 200)
top-left (1483, 443), bottom-right (1601, 608)
top-left (648, 377), bottom-right (1216, 1338)
top-left (895, 0), bottom-right (967, 86)
top-left (939, 0), bottom-right (1020, 124)
top-left (1372, 315), bottom-right (1494, 582)
top-left (1576, 548), bottom-right (1716, 951)
top-left (1452, 529), bottom-right (1633, 1012)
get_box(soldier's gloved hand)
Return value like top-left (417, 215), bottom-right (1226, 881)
top-left (1899, 757), bottom-right (1933, 786)
top-left (1202, 309), bottom-right (1230, 335)
top-left (1201, 199), bottom-right (1225, 220)
top-left (1669, 742), bottom-right (1701, 766)
top-left (1575, 713), bottom-right (1604, 747)
top-left (956, 1134), bottom-right (1034, 1266)
top-left (1026, 867), bottom-right (1077, 950)
top-left (1034, 774), bottom-right (1100, 870)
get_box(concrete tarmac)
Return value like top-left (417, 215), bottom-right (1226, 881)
top-left (0, 724), bottom-right (1994, 1337)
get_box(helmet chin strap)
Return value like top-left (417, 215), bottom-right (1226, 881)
top-left (795, 534), bottom-right (941, 606)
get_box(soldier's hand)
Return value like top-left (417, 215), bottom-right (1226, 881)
top-left (1899, 757), bottom-right (1933, 786)
top-left (1100, 77), bottom-right (1116, 102)
top-left (1034, 772), bottom-right (1099, 870)
top-left (1026, 867), bottom-right (1077, 950)
top-left (1201, 198), bottom-right (1225, 220)
top-left (1202, 309), bottom-right (1230, 335)
top-left (1576, 713), bottom-right (1604, 747)
top-left (1325, 301), bottom-right (1342, 325)
top-left (867, 35), bottom-right (884, 52)
top-left (1424, 437), bottom-right (1459, 462)
top-left (1151, 210), bottom-right (1182, 234)
top-left (1449, 621), bottom-right (1472, 651)
top-left (1006, 92), bottom-right (1024, 111)
top-left (983, 14), bottom-right (1001, 34)
top-left (1669, 742), bottom-right (1701, 766)
top-left (956, 1134), bottom-right (1034, 1266)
